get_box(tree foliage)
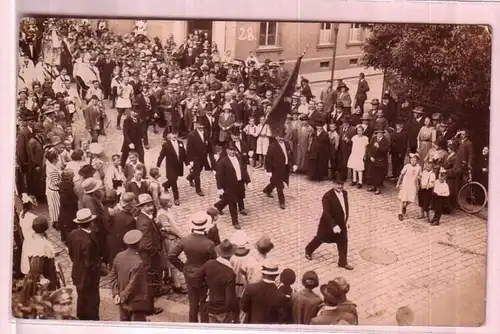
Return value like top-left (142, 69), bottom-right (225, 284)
top-left (361, 24), bottom-right (491, 138)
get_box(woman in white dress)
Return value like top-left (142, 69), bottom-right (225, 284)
top-left (115, 76), bottom-right (134, 129)
top-left (19, 193), bottom-right (39, 277)
top-left (347, 125), bottom-right (369, 188)
top-left (45, 149), bottom-right (62, 230)
top-left (396, 153), bottom-right (422, 221)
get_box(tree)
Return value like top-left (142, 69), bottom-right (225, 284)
top-left (361, 24), bottom-right (491, 145)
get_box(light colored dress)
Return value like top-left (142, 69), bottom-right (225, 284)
top-left (398, 163), bottom-right (422, 203)
top-left (347, 135), bottom-right (369, 171)
top-left (417, 126), bottom-right (436, 164)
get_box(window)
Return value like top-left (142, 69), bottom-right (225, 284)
top-left (320, 61), bottom-right (330, 68)
top-left (319, 23), bottom-right (333, 44)
top-left (349, 58), bottom-right (359, 66)
top-left (259, 22), bottom-right (278, 47)
top-left (349, 23), bottom-right (363, 43)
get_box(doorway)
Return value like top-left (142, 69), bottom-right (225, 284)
top-left (187, 20), bottom-right (213, 42)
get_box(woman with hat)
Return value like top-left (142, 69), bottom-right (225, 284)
top-left (336, 82), bottom-right (352, 115)
top-left (218, 103), bottom-right (236, 146)
top-left (19, 216), bottom-right (59, 303)
top-left (240, 258), bottom-right (289, 324)
top-left (44, 148), bottom-right (62, 230)
top-left (310, 277), bottom-right (358, 325)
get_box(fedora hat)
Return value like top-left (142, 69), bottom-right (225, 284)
top-left (255, 235), bottom-right (274, 253)
top-left (332, 276), bottom-right (350, 294)
top-left (123, 229), bottom-right (143, 245)
top-left (82, 178), bottom-right (103, 194)
top-left (370, 98), bottom-right (380, 105)
top-left (73, 208), bottom-right (96, 224)
top-left (78, 164), bottom-right (96, 178)
top-left (190, 211), bottom-right (209, 231)
top-left (231, 230), bottom-right (250, 248)
top-left (136, 193), bottom-right (154, 206)
top-left (215, 239), bottom-right (237, 258)
top-left (261, 258), bottom-right (280, 276)
top-left (361, 112), bottom-right (372, 121)
top-left (412, 106), bottom-right (425, 114)
top-left (320, 280), bottom-right (344, 304)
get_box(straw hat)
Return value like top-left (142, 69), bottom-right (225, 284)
top-left (73, 208), bottom-right (96, 224)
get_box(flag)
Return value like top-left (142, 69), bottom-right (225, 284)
top-left (265, 54), bottom-right (304, 136)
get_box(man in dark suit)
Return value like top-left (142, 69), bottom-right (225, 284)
top-left (19, 35), bottom-right (41, 62)
top-left (16, 115), bottom-right (36, 188)
top-left (194, 239), bottom-right (239, 323)
top-left (354, 73), bottom-right (370, 114)
top-left (407, 106), bottom-right (426, 153)
top-left (107, 192), bottom-right (137, 265)
top-left (168, 211), bottom-right (217, 323)
top-left (380, 92), bottom-right (397, 126)
top-left (157, 128), bottom-right (187, 206)
top-left (240, 259), bottom-right (289, 324)
top-left (304, 175), bottom-right (354, 271)
top-left (109, 229), bottom-right (149, 322)
top-left (134, 84), bottom-right (154, 149)
top-left (186, 117), bottom-right (216, 197)
top-left (67, 208), bottom-right (101, 320)
top-left (263, 130), bottom-right (297, 210)
top-left (214, 141), bottom-right (251, 229)
top-left (121, 109), bottom-right (145, 167)
top-left (307, 120), bottom-right (331, 181)
top-left (96, 52), bottom-right (115, 100)
top-left (390, 118), bottom-right (409, 178)
top-left (436, 119), bottom-right (456, 144)
top-left (135, 194), bottom-right (164, 316)
top-left (367, 130), bottom-right (390, 194)
top-left (320, 80), bottom-right (337, 114)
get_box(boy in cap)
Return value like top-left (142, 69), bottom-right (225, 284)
top-left (109, 230), bottom-right (149, 321)
top-left (290, 270), bottom-right (322, 324)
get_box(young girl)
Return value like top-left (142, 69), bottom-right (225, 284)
top-left (243, 117), bottom-right (258, 166)
top-left (418, 162), bottom-right (436, 222)
top-left (255, 116), bottom-right (271, 168)
top-left (431, 168), bottom-right (450, 226)
top-left (396, 153), bottom-right (421, 221)
top-left (347, 125), bottom-right (369, 188)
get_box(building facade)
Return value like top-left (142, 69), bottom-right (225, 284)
top-left (88, 19), bottom-right (367, 74)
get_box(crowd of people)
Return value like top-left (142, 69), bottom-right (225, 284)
top-left (13, 17), bottom-right (487, 324)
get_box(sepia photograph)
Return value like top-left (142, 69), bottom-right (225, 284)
top-left (12, 16), bottom-right (491, 327)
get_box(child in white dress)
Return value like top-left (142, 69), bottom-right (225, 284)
top-left (255, 116), bottom-right (271, 168)
top-left (396, 153), bottom-right (421, 221)
top-left (347, 125), bottom-right (369, 188)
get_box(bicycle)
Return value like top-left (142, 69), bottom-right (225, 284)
top-left (457, 163), bottom-right (488, 214)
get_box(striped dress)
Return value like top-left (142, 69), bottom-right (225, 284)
top-left (45, 161), bottom-right (61, 223)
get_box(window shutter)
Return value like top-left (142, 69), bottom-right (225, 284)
top-left (276, 22), bottom-right (282, 46)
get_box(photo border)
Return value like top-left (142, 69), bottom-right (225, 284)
top-left (3, 0), bottom-right (500, 333)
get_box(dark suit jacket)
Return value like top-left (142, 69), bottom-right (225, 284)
top-left (186, 130), bottom-right (216, 170)
top-left (96, 59), bottom-right (115, 82)
top-left (79, 193), bottom-right (109, 234)
top-left (408, 117), bottom-right (425, 146)
top-left (316, 189), bottom-right (349, 244)
top-left (67, 228), bottom-right (100, 290)
top-left (27, 135), bottom-right (44, 171)
top-left (241, 281), bottom-right (289, 324)
top-left (121, 117), bottom-right (144, 151)
top-left (134, 93), bottom-right (153, 120)
top-left (216, 154), bottom-right (250, 200)
top-left (156, 139), bottom-right (186, 179)
top-left (19, 39), bottom-right (42, 62)
top-left (168, 233), bottom-right (217, 283)
top-left (455, 138), bottom-right (474, 168)
top-left (108, 209), bottom-right (136, 263)
top-left (355, 79), bottom-right (370, 102)
top-left (391, 129), bottom-right (409, 154)
top-left (109, 248), bottom-right (149, 311)
top-left (195, 259), bottom-right (238, 314)
top-left (367, 136), bottom-right (390, 167)
top-left (290, 288), bottom-right (322, 324)
top-left (136, 212), bottom-right (163, 264)
top-left (16, 127), bottom-right (33, 170)
top-left (265, 140), bottom-right (294, 185)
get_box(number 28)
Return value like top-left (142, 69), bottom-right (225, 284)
top-left (239, 28), bottom-right (255, 41)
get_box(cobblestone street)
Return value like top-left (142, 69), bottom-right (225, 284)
top-left (36, 99), bottom-right (487, 326)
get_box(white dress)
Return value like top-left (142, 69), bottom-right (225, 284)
top-left (398, 163), bottom-right (422, 203)
top-left (116, 84), bottom-right (133, 109)
top-left (347, 135), bottom-right (369, 171)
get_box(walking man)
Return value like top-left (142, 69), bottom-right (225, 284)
top-left (67, 208), bottom-right (101, 320)
top-left (109, 229), bottom-right (149, 322)
top-left (304, 174), bottom-right (354, 271)
top-left (121, 109), bottom-right (145, 167)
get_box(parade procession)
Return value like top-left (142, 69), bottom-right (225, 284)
top-left (12, 17), bottom-right (489, 326)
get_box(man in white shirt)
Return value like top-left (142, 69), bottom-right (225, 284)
top-left (214, 141), bottom-right (251, 230)
top-left (304, 174), bottom-right (354, 271)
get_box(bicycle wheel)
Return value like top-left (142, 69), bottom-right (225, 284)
top-left (458, 181), bottom-right (488, 214)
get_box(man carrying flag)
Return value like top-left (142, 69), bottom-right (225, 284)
top-left (261, 46), bottom-right (307, 209)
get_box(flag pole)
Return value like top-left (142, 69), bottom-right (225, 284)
top-left (257, 44), bottom-right (310, 138)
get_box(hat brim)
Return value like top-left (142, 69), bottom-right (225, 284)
top-left (73, 214), bottom-right (96, 224)
top-left (124, 236), bottom-right (142, 245)
top-left (261, 268), bottom-right (280, 275)
top-left (136, 199), bottom-right (154, 206)
top-left (215, 243), bottom-right (237, 258)
top-left (83, 180), bottom-right (103, 194)
top-left (320, 284), bottom-right (342, 304)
